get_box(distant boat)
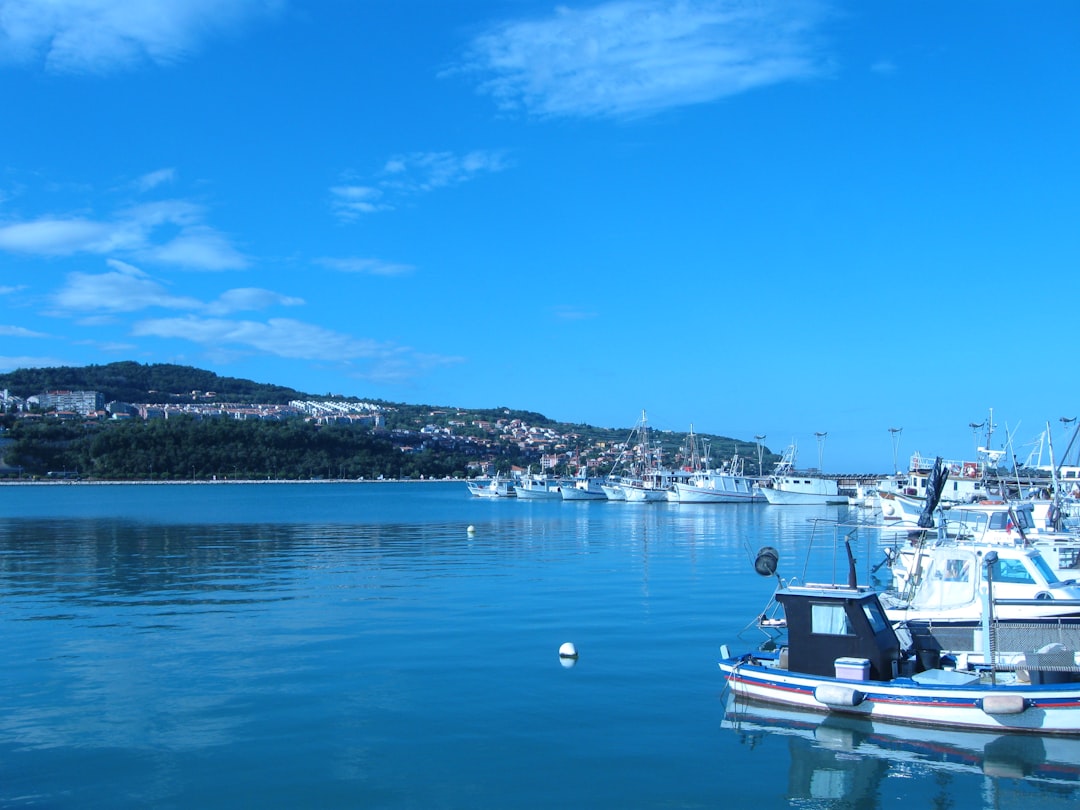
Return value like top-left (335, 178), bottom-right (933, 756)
top-left (466, 476), bottom-right (515, 498)
top-left (758, 444), bottom-right (847, 505)
top-left (513, 472), bottom-right (565, 500)
top-left (672, 452), bottom-right (762, 504)
top-left (560, 474), bottom-right (608, 501)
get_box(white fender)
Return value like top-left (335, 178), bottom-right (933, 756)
top-left (980, 694), bottom-right (1027, 715)
top-left (814, 684), bottom-right (865, 708)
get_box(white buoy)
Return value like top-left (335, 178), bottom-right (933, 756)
top-left (559, 642), bottom-right (578, 659)
top-left (467, 525), bottom-right (475, 534)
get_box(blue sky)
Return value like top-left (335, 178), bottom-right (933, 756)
top-left (2, 0), bottom-right (1079, 472)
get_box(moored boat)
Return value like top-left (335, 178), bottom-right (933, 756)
top-left (719, 580), bottom-right (1080, 734)
top-left (757, 445), bottom-right (847, 505)
top-left (513, 472), bottom-right (565, 500)
top-left (671, 453), bottom-right (763, 504)
top-left (466, 476), bottom-right (516, 498)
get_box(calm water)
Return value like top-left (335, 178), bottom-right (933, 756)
top-left (1, 482), bottom-right (1076, 809)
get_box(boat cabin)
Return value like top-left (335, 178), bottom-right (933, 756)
top-left (776, 585), bottom-right (900, 681)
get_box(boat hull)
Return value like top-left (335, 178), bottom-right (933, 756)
top-left (759, 487), bottom-right (848, 505)
top-left (673, 481), bottom-right (762, 504)
top-left (719, 657), bottom-right (1080, 734)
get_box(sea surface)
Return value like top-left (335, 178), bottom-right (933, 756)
top-left (1, 481), bottom-right (1077, 809)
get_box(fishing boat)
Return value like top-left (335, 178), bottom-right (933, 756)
top-left (880, 540), bottom-right (1080, 622)
top-left (884, 499), bottom-right (1080, 586)
top-left (465, 476), bottom-right (516, 498)
top-left (671, 452), bottom-right (762, 504)
top-left (560, 474), bottom-right (608, 501)
top-left (720, 533), bottom-right (1080, 735)
top-left (719, 577), bottom-right (1080, 734)
top-left (757, 444), bottom-right (847, 505)
top-left (512, 472), bottom-right (565, 500)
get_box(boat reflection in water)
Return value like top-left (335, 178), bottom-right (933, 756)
top-left (723, 694), bottom-right (1080, 803)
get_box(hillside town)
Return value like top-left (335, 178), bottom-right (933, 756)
top-left (0, 387), bottom-right (719, 480)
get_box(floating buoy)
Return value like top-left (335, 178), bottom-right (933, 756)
top-left (559, 642), bottom-right (578, 659)
top-left (467, 525), bottom-right (475, 534)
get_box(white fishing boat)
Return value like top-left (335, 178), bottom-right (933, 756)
top-left (466, 476), bottom-right (515, 498)
top-left (880, 541), bottom-right (1080, 622)
top-left (884, 499), bottom-right (1080, 582)
top-left (719, 579), bottom-right (1080, 735)
top-left (757, 444), bottom-right (847, 505)
top-left (672, 453), bottom-right (762, 504)
top-left (560, 474), bottom-right (608, 501)
top-left (601, 410), bottom-right (684, 503)
top-left (513, 472), bottom-right (564, 500)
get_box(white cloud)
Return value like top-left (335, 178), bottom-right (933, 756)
top-left (0, 324), bottom-right (49, 338)
top-left (0, 199), bottom-right (248, 270)
top-left (330, 185), bottom-right (390, 219)
top-left (0, 216), bottom-right (136, 254)
top-left (456, 0), bottom-right (831, 119)
top-left (332, 149), bottom-right (509, 219)
top-left (0, 0), bottom-right (283, 74)
top-left (52, 260), bottom-right (204, 313)
top-left (0, 285), bottom-right (27, 294)
top-left (132, 316), bottom-right (398, 362)
top-left (0, 354), bottom-right (71, 372)
top-left (317, 257), bottom-right (415, 277)
top-left (380, 150), bottom-right (511, 193)
top-left (144, 225), bottom-right (248, 270)
top-left (51, 262), bottom-right (302, 318)
top-left (205, 287), bottom-right (305, 315)
top-left (133, 168), bottom-right (177, 192)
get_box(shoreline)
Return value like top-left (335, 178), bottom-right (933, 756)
top-left (0, 477), bottom-right (461, 486)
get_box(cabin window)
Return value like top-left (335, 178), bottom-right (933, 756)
top-left (861, 601), bottom-right (889, 633)
top-left (991, 559), bottom-right (1035, 585)
top-left (811, 603), bottom-right (852, 635)
top-left (943, 558), bottom-right (971, 582)
top-left (988, 513), bottom-right (1009, 531)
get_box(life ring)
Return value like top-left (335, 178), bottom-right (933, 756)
top-left (963, 463), bottom-right (978, 478)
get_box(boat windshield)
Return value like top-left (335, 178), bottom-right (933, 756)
top-left (945, 511), bottom-right (988, 537)
top-left (1029, 553), bottom-right (1061, 585)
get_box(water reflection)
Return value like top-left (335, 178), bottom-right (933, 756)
top-left (724, 694), bottom-right (1080, 806)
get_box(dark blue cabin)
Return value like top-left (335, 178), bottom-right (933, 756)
top-left (776, 585), bottom-right (901, 680)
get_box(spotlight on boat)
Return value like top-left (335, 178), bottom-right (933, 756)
top-left (754, 546), bottom-right (779, 577)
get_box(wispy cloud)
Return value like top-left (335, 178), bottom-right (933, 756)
top-left (316, 257), bottom-right (415, 277)
top-left (332, 149), bottom-right (510, 219)
top-left (0, 354), bottom-right (72, 372)
top-left (52, 260), bottom-right (204, 314)
top-left (455, 0), bottom-right (832, 119)
top-left (131, 315), bottom-right (463, 382)
top-left (0, 0), bottom-right (283, 74)
top-left (133, 168), bottom-right (176, 192)
top-left (0, 199), bottom-right (248, 270)
top-left (50, 260), bottom-right (298, 316)
top-left (0, 324), bottom-right (49, 338)
top-left (132, 316), bottom-right (397, 362)
top-left (381, 150), bottom-right (512, 193)
top-left (205, 287), bottom-right (305, 315)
